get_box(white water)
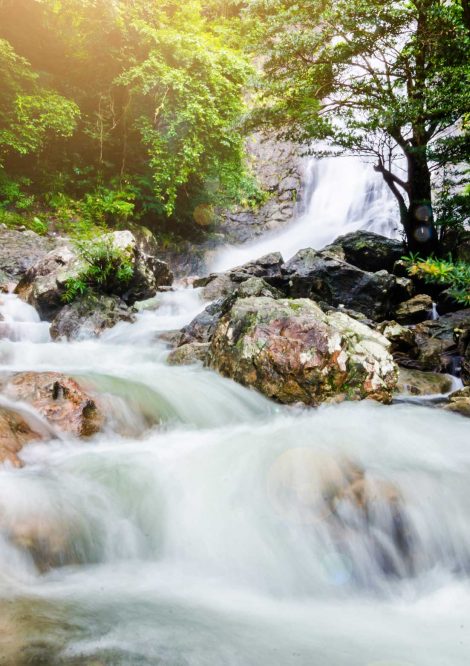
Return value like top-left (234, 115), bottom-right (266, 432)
top-left (213, 156), bottom-right (400, 272)
top-left (1, 160), bottom-right (469, 665)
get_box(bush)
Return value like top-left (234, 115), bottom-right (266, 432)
top-left (404, 255), bottom-right (470, 307)
top-left (62, 237), bottom-right (134, 304)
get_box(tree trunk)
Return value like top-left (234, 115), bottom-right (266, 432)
top-left (402, 150), bottom-right (439, 256)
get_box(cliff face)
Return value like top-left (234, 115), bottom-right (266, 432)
top-left (220, 133), bottom-right (306, 244)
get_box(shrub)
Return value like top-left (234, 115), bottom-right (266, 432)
top-left (404, 255), bottom-right (470, 307)
top-left (62, 237), bottom-right (134, 304)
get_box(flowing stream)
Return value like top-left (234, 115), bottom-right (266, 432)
top-left (1, 158), bottom-right (470, 665)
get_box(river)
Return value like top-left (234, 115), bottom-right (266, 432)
top-left (0, 158), bottom-right (469, 665)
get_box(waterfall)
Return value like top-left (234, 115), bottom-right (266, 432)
top-left (212, 156), bottom-right (400, 273)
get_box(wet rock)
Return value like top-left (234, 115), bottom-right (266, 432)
top-left (209, 296), bottom-right (397, 405)
top-left (15, 230), bottom-right (173, 320)
top-left (396, 368), bottom-right (454, 396)
top-left (409, 310), bottom-right (470, 374)
top-left (0, 407), bottom-right (44, 468)
top-left (50, 295), bottom-right (135, 341)
top-left (5, 516), bottom-right (77, 573)
top-left (167, 342), bottom-right (210, 366)
top-left (0, 229), bottom-right (58, 289)
top-left (273, 249), bottom-right (405, 321)
top-left (443, 386), bottom-right (470, 418)
top-left (2, 372), bottom-right (104, 438)
top-left (377, 321), bottom-right (418, 360)
top-left (323, 231), bottom-right (405, 273)
top-left (267, 450), bottom-right (411, 578)
top-left (394, 294), bottom-right (433, 325)
top-left (179, 297), bottom-right (230, 345)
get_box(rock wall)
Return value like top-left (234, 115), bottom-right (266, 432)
top-left (219, 133), bottom-right (306, 244)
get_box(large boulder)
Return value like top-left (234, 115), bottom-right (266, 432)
top-left (15, 230), bottom-right (173, 320)
top-left (50, 295), bottom-right (135, 341)
top-left (15, 246), bottom-right (80, 320)
top-left (272, 249), bottom-right (408, 321)
top-left (323, 231), bottom-right (405, 273)
top-left (1, 372), bottom-right (104, 438)
top-left (0, 229), bottom-right (58, 289)
top-left (209, 296), bottom-right (397, 405)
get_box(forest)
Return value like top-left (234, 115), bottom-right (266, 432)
top-left (0, 0), bottom-right (468, 251)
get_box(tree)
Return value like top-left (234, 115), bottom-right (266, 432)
top-left (0, 37), bottom-right (79, 166)
top-left (248, 0), bottom-right (470, 255)
top-left (0, 0), bottom-right (251, 226)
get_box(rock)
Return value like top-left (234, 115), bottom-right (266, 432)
top-left (0, 229), bottom-right (58, 288)
top-left (179, 297), bottom-right (230, 345)
top-left (436, 289), bottom-right (462, 316)
top-left (323, 231), bottom-right (405, 273)
top-left (180, 278), bottom-right (282, 346)
top-left (377, 321), bottom-right (418, 360)
top-left (443, 386), bottom-right (470, 418)
top-left (235, 276), bottom-right (284, 300)
top-left (396, 368), bottom-right (454, 396)
top-left (196, 252), bottom-right (284, 300)
top-left (2, 372), bottom-right (104, 438)
top-left (394, 294), bottom-right (433, 325)
top-left (410, 310), bottom-right (470, 374)
top-left (267, 450), bottom-right (411, 577)
top-left (15, 230), bottom-right (173, 320)
top-left (209, 296), bottom-right (397, 405)
top-left (198, 273), bottom-right (239, 301)
top-left (167, 342), bottom-right (210, 366)
top-left (50, 295), bottom-right (135, 341)
top-left (273, 249), bottom-right (405, 321)
top-left (218, 133), bottom-right (304, 244)
top-left (7, 520), bottom-right (73, 573)
top-left (15, 246), bottom-right (82, 320)
top-left (0, 406), bottom-right (44, 468)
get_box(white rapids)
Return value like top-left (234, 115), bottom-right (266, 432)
top-left (0, 158), bottom-right (469, 666)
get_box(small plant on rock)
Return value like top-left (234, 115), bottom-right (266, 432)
top-left (62, 238), bottom-right (134, 304)
top-left (404, 255), bottom-right (470, 307)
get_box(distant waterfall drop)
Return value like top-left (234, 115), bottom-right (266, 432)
top-left (212, 156), bottom-right (400, 272)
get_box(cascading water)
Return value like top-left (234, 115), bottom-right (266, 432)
top-left (0, 163), bottom-right (469, 665)
top-left (212, 156), bottom-right (400, 273)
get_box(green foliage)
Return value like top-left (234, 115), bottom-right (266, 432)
top-left (404, 255), bottom-right (470, 306)
top-left (0, 38), bottom-right (79, 163)
top-left (62, 237), bottom-right (134, 303)
top-left (248, 0), bottom-right (470, 238)
top-left (0, 1), bottom-right (251, 227)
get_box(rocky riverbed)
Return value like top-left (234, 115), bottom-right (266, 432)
top-left (0, 225), bottom-right (469, 665)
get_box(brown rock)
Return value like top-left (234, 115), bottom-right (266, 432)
top-left (394, 294), bottom-right (433, 325)
top-left (209, 296), bottom-right (397, 405)
top-left (0, 407), bottom-right (44, 468)
top-left (2, 372), bottom-right (104, 438)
